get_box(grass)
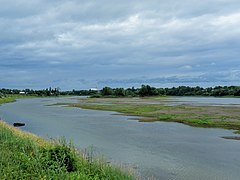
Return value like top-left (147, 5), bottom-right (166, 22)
top-left (234, 130), bottom-right (240, 134)
top-left (58, 97), bottom-right (240, 132)
top-left (0, 96), bottom-right (17, 105)
top-left (0, 94), bottom-right (38, 105)
top-left (0, 120), bottom-right (134, 180)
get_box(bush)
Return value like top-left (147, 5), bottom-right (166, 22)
top-left (41, 145), bottom-right (78, 172)
top-left (90, 94), bottom-right (102, 98)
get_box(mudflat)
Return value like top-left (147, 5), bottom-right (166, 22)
top-left (59, 97), bottom-right (240, 133)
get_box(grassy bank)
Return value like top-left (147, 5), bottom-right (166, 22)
top-left (0, 94), bottom-right (38, 105)
top-left (0, 96), bottom-right (18, 105)
top-left (58, 97), bottom-right (240, 132)
top-left (0, 120), bottom-right (134, 179)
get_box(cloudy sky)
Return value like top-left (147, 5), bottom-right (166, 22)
top-left (0, 0), bottom-right (240, 90)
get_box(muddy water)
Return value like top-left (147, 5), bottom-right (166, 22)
top-left (0, 97), bottom-right (240, 180)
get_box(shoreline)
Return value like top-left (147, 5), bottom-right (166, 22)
top-left (56, 97), bottom-right (240, 137)
top-left (0, 94), bottom-right (39, 105)
top-left (0, 120), bottom-right (134, 179)
top-left (0, 97), bottom-right (135, 179)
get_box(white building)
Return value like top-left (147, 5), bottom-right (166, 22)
top-left (90, 88), bottom-right (98, 91)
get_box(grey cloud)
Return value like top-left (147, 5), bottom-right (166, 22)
top-left (0, 0), bottom-right (240, 89)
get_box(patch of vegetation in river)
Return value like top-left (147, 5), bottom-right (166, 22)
top-left (51, 97), bottom-right (240, 137)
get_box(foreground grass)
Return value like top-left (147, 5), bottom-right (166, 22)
top-left (58, 97), bottom-right (240, 132)
top-left (0, 120), bottom-right (134, 180)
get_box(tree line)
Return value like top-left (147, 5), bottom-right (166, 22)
top-left (1, 85), bottom-right (240, 98)
top-left (0, 87), bottom-right (60, 97)
top-left (97, 85), bottom-right (240, 97)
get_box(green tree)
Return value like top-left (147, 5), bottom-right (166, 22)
top-left (114, 88), bottom-right (126, 96)
top-left (101, 87), bottom-right (113, 96)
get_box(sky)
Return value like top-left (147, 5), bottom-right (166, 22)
top-left (0, 0), bottom-right (240, 90)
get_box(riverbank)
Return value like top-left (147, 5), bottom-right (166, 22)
top-left (0, 94), bottom-right (38, 105)
top-left (0, 95), bottom-right (18, 105)
top-left (58, 97), bottom-right (240, 134)
top-left (0, 120), bottom-right (134, 179)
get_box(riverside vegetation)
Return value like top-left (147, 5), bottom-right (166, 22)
top-left (55, 97), bottom-right (240, 136)
top-left (0, 120), bottom-right (134, 179)
top-left (0, 94), bottom-right (41, 106)
top-left (1, 85), bottom-right (240, 97)
top-left (0, 95), bottom-right (25, 105)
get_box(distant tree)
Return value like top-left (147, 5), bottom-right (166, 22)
top-left (157, 88), bottom-right (166, 96)
top-left (139, 85), bottom-right (150, 96)
top-left (233, 87), bottom-right (240, 96)
top-left (114, 88), bottom-right (126, 96)
top-left (139, 85), bottom-right (159, 97)
top-left (101, 87), bottom-right (113, 96)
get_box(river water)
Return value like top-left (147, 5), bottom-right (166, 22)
top-left (0, 97), bottom-right (240, 180)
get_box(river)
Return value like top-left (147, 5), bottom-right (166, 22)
top-left (0, 97), bottom-right (240, 180)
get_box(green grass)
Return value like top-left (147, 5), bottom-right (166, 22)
top-left (0, 94), bottom-right (38, 105)
top-left (234, 130), bottom-right (240, 134)
top-left (0, 96), bottom-right (17, 105)
top-left (0, 121), bottom-right (134, 180)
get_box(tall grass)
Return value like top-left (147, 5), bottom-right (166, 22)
top-left (0, 121), bottom-right (134, 180)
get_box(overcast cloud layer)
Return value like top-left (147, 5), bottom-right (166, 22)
top-left (0, 0), bottom-right (240, 89)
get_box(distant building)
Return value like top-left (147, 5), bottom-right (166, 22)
top-left (90, 88), bottom-right (98, 91)
top-left (19, 91), bottom-right (26, 95)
